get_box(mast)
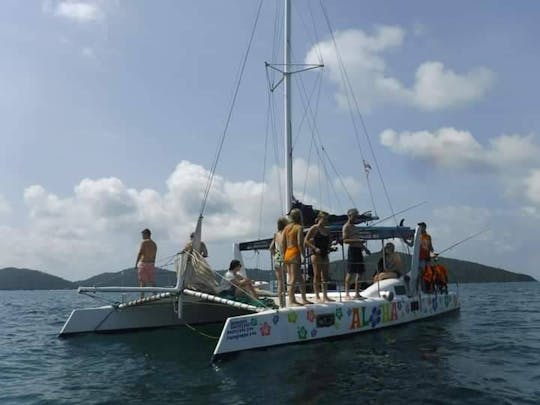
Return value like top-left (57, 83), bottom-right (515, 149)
top-left (284, 0), bottom-right (293, 213)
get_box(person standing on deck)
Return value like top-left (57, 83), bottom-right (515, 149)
top-left (418, 222), bottom-right (435, 291)
top-left (135, 228), bottom-right (157, 298)
top-left (343, 208), bottom-right (369, 299)
top-left (269, 216), bottom-right (289, 307)
top-left (282, 208), bottom-right (312, 306)
top-left (305, 211), bottom-right (335, 303)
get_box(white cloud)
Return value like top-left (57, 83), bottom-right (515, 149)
top-left (2, 159), bottom-right (361, 279)
top-left (305, 27), bottom-right (494, 111)
top-left (412, 62), bottom-right (494, 110)
top-left (54, 1), bottom-right (100, 22)
top-left (380, 128), bottom-right (539, 170)
top-left (524, 169), bottom-right (540, 205)
top-left (0, 194), bottom-right (12, 218)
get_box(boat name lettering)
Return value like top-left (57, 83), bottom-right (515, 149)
top-left (349, 307), bottom-right (370, 330)
top-left (226, 319), bottom-right (257, 340)
top-left (381, 302), bottom-right (398, 322)
top-left (316, 313), bottom-right (335, 328)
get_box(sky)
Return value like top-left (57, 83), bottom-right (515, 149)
top-left (1, 0), bottom-right (539, 281)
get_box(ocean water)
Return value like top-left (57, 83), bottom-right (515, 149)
top-left (1, 283), bottom-right (539, 404)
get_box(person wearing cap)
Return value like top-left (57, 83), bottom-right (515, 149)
top-left (135, 228), bottom-right (157, 297)
top-left (342, 208), bottom-right (369, 299)
top-left (373, 242), bottom-right (403, 282)
top-left (181, 232), bottom-right (208, 258)
top-left (418, 222), bottom-right (435, 291)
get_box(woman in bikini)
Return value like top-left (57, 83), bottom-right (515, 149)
top-left (281, 208), bottom-right (312, 306)
top-left (305, 211), bottom-right (335, 303)
top-left (269, 216), bottom-right (289, 307)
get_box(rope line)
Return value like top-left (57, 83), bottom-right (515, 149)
top-left (199, 0), bottom-right (264, 216)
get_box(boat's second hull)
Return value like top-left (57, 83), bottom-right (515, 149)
top-left (59, 294), bottom-right (250, 336)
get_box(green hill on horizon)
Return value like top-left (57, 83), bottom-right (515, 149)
top-left (0, 268), bottom-right (75, 290)
top-left (0, 255), bottom-right (536, 290)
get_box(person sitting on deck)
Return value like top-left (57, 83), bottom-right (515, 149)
top-left (219, 259), bottom-right (258, 300)
top-left (373, 242), bottom-right (403, 282)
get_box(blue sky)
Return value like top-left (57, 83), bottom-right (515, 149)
top-left (1, 0), bottom-right (539, 281)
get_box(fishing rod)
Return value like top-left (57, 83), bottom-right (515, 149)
top-left (371, 201), bottom-right (427, 226)
top-left (437, 229), bottom-right (489, 256)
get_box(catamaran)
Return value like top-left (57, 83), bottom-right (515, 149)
top-left (60, 0), bottom-right (460, 358)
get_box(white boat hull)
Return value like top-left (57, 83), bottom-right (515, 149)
top-left (213, 291), bottom-right (460, 358)
top-left (59, 294), bottom-right (250, 336)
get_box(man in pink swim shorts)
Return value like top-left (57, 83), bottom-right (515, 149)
top-left (135, 228), bottom-right (157, 297)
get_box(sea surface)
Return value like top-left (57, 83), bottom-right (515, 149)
top-left (1, 282), bottom-right (539, 404)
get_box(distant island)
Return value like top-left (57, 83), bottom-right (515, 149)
top-left (0, 254), bottom-right (536, 290)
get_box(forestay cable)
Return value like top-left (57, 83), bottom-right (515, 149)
top-left (199, 0), bottom-right (264, 216)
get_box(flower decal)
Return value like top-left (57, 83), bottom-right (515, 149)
top-left (297, 326), bottom-right (308, 340)
top-left (369, 307), bottom-right (381, 328)
top-left (335, 308), bottom-right (343, 320)
top-left (307, 310), bottom-right (315, 323)
top-left (260, 322), bottom-right (271, 336)
top-left (272, 314), bottom-right (280, 325)
top-left (311, 328), bottom-right (317, 338)
top-left (288, 311), bottom-right (298, 323)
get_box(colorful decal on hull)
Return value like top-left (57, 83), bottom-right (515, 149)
top-left (288, 311), bottom-right (298, 323)
top-left (297, 326), bottom-right (308, 340)
top-left (260, 322), bottom-right (271, 336)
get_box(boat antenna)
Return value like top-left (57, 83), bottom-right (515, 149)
top-left (437, 229), bottom-right (489, 256)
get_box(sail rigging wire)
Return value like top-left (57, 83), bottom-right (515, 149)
top-left (252, 93), bottom-right (275, 271)
top-left (199, 0), bottom-right (264, 216)
top-left (318, 1), bottom-right (381, 216)
top-left (437, 229), bottom-right (489, 256)
top-left (291, 63), bottom-right (357, 210)
top-left (289, 58), bottom-right (357, 211)
top-left (319, 1), bottom-right (400, 224)
top-left (371, 201), bottom-right (428, 226)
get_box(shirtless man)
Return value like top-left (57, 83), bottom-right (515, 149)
top-left (135, 228), bottom-right (157, 297)
top-left (342, 208), bottom-right (368, 299)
